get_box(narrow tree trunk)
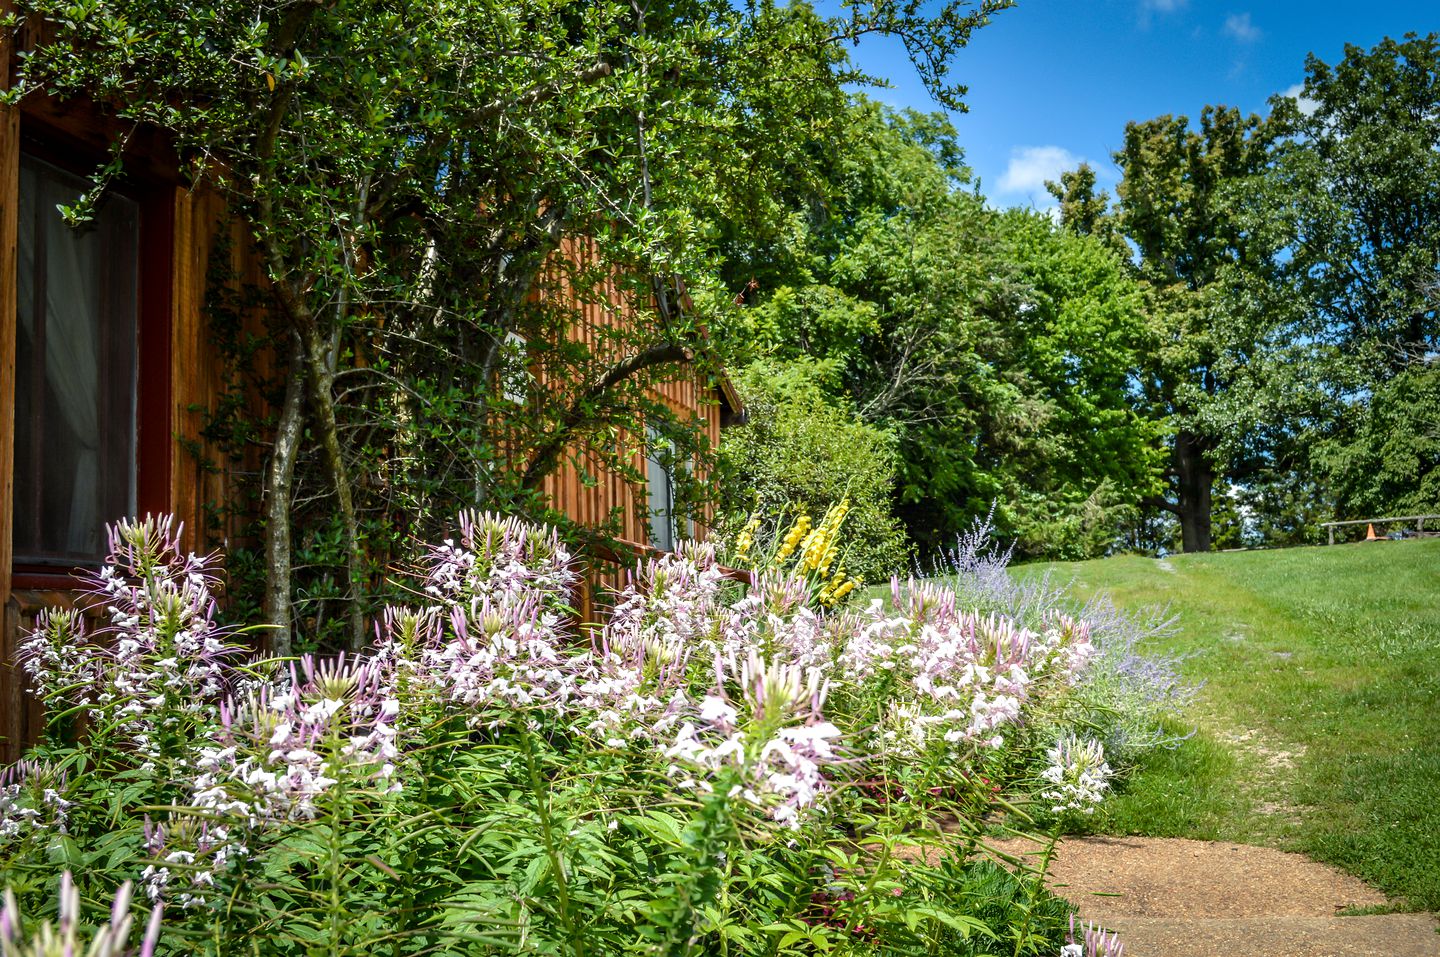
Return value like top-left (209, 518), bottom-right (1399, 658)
top-left (263, 335), bottom-right (306, 656)
top-left (298, 322), bottom-right (368, 652)
top-left (1174, 429), bottom-right (1214, 553)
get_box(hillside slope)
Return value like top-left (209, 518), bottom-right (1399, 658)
top-left (1017, 539), bottom-right (1440, 912)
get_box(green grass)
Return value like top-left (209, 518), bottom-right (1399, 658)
top-left (1014, 539), bottom-right (1440, 912)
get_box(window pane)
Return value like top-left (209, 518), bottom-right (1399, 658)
top-left (646, 424), bottom-right (674, 552)
top-left (14, 154), bottom-right (138, 565)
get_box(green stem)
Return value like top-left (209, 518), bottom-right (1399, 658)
top-left (519, 726), bottom-right (587, 957)
top-left (1013, 827), bottom-right (1061, 957)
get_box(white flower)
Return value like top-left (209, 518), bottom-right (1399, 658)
top-left (1041, 735), bottom-right (1112, 815)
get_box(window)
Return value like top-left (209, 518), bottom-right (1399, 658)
top-left (645, 423), bottom-right (677, 552)
top-left (13, 152), bottom-right (139, 565)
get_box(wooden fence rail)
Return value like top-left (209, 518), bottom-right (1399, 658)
top-left (1320, 514), bottom-right (1440, 545)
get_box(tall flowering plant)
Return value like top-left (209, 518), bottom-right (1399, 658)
top-left (727, 501), bottom-right (865, 608)
top-left (19, 516), bottom-right (241, 766)
top-left (0, 873), bottom-right (162, 957)
top-left (0, 512), bottom-right (1158, 955)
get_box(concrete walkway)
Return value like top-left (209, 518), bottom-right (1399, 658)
top-left (999, 835), bottom-right (1440, 956)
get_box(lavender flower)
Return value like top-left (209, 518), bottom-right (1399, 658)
top-left (934, 512), bottom-right (1194, 764)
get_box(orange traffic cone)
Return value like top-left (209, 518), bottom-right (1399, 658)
top-left (1366, 523), bottom-right (1378, 541)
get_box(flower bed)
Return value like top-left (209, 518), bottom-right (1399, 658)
top-left (0, 513), bottom-right (1170, 955)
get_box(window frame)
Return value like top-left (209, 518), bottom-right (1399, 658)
top-left (10, 126), bottom-right (173, 589)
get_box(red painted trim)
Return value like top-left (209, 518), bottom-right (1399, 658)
top-left (10, 570), bottom-right (86, 592)
top-left (135, 186), bottom-right (173, 517)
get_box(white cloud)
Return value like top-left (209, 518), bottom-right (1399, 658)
top-left (999, 146), bottom-right (1083, 201)
top-left (1223, 12), bottom-right (1261, 42)
top-left (1138, 0), bottom-right (1185, 27)
top-left (1283, 82), bottom-right (1319, 117)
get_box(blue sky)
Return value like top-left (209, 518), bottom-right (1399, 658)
top-left (836, 1), bottom-right (1439, 210)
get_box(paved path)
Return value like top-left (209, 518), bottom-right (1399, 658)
top-left (996, 835), bottom-right (1440, 956)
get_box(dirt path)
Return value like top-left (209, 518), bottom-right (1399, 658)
top-left (994, 835), bottom-right (1440, 956)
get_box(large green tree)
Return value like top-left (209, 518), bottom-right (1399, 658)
top-left (1260, 33), bottom-right (1440, 520)
top-left (11, 0), bottom-right (1009, 650)
top-left (1054, 107), bottom-right (1277, 552)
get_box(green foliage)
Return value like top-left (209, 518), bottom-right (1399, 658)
top-left (1087, 106), bottom-right (1277, 553)
top-left (1313, 364), bottom-right (1440, 517)
top-left (1251, 33), bottom-right (1440, 521)
top-left (11, 0), bottom-right (1011, 651)
top-left (722, 103), bottom-right (1162, 561)
top-left (1063, 32), bottom-right (1440, 544)
top-left (718, 360), bottom-right (910, 582)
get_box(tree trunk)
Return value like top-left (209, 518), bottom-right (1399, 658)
top-left (263, 335), bottom-right (306, 657)
top-left (1174, 429), bottom-right (1214, 553)
top-left (298, 321), bottom-right (369, 652)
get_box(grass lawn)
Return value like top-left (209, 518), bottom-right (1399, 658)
top-left (1014, 539), bottom-right (1440, 913)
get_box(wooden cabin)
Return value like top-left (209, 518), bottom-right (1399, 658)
top-left (0, 34), bottom-right (741, 757)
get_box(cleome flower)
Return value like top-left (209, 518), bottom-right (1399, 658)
top-left (140, 815), bottom-right (244, 909)
top-left (1, 872), bottom-right (163, 957)
top-left (664, 651), bottom-right (843, 827)
top-left (0, 761), bottom-right (71, 850)
top-left (1061, 914), bottom-right (1125, 957)
top-left (19, 516), bottom-right (241, 766)
top-left (423, 510), bottom-right (578, 621)
top-left (605, 545), bottom-right (730, 660)
top-left (191, 654), bottom-right (402, 827)
top-left (839, 584), bottom-right (1101, 758)
top-left (1040, 734), bottom-right (1112, 816)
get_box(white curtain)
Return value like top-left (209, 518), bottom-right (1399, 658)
top-left (16, 162), bottom-right (102, 557)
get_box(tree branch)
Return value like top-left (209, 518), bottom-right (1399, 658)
top-left (470, 61), bottom-right (613, 123)
top-left (520, 342), bottom-right (692, 490)
top-left (1141, 495), bottom-right (1182, 516)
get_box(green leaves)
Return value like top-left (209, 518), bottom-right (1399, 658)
top-left (720, 101), bottom-right (1163, 559)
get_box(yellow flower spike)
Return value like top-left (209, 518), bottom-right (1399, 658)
top-left (776, 518), bottom-right (809, 564)
top-left (735, 532), bottom-right (753, 561)
top-left (812, 526), bottom-right (835, 564)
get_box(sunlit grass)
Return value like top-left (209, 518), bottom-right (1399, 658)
top-left (1015, 539), bottom-right (1440, 911)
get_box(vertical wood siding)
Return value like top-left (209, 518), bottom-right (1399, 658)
top-left (0, 127), bottom-right (728, 753)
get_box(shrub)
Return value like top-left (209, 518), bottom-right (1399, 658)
top-left (718, 360), bottom-right (910, 582)
top-left (0, 512), bottom-right (1176, 955)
